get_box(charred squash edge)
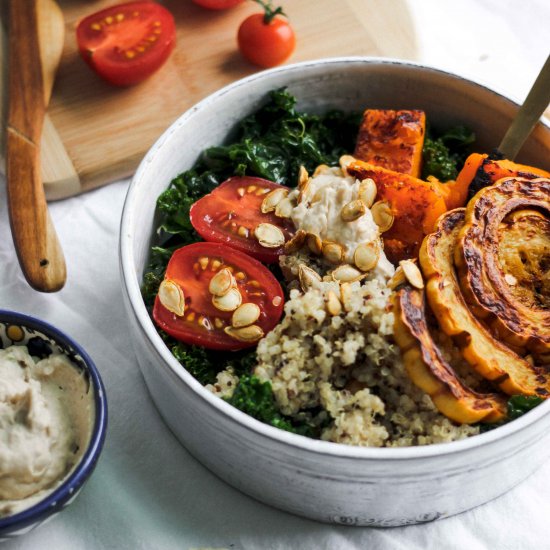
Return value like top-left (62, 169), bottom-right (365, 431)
top-left (455, 177), bottom-right (550, 355)
top-left (393, 285), bottom-right (507, 424)
top-left (419, 208), bottom-right (550, 397)
top-left (455, 153), bottom-right (550, 199)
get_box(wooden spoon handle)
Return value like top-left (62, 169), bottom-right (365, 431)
top-left (498, 54), bottom-right (550, 160)
top-left (6, 129), bottom-right (66, 291)
top-left (6, 0), bottom-right (66, 292)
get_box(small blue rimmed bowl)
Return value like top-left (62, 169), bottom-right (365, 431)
top-left (0, 310), bottom-right (108, 541)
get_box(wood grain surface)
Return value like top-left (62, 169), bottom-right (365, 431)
top-left (5, 0), bottom-right (67, 291)
top-left (2, 0), bottom-right (418, 200)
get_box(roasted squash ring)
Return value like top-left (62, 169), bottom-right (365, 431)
top-left (455, 177), bottom-right (550, 357)
top-left (394, 285), bottom-right (507, 424)
top-left (420, 208), bottom-right (550, 397)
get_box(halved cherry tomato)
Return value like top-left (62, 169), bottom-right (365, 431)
top-left (237, 4), bottom-right (295, 68)
top-left (190, 176), bottom-right (295, 263)
top-left (76, 1), bottom-right (176, 87)
top-left (191, 0), bottom-right (244, 9)
top-left (153, 242), bottom-right (284, 350)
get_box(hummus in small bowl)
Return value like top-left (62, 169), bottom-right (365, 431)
top-left (0, 310), bottom-right (107, 540)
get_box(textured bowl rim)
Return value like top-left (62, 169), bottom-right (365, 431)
top-left (0, 309), bottom-right (108, 531)
top-left (120, 55), bottom-right (550, 461)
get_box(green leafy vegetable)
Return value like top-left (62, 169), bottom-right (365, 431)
top-left (225, 375), bottom-right (318, 436)
top-left (507, 395), bottom-right (544, 420)
top-left (479, 394), bottom-right (545, 432)
top-left (421, 125), bottom-right (475, 181)
top-left (169, 341), bottom-right (256, 386)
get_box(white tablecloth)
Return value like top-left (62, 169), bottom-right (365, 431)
top-left (2, 1), bottom-right (549, 548)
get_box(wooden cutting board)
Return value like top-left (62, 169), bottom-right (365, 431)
top-left (0, 0), bottom-right (418, 200)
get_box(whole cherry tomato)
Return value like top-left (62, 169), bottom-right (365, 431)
top-left (237, 1), bottom-right (295, 68)
top-left (76, 1), bottom-right (176, 87)
top-left (191, 0), bottom-right (244, 9)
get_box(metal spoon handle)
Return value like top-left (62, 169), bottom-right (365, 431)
top-left (498, 54), bottom-right (550, 160)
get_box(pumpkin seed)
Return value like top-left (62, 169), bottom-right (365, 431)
top-left (401, 259), bottom-right (424, 289)
top-left (354, 241), bottom-right (380, 272)
top-left (224, 324), bottom-right (264, 342)
top-left (209, 268), bottom-right (235, 296)
top-left (306, 233), bottom-right (323, 255)
top-left (254, 223), bottom-right (285, 248)
top-left (322, 241), bottom-right (345, 264)
top-left (358, 178), bottom-right (377, 208)
top-left (298, 165), bottom-right (309, 187)
top-left (313, 164), bottom-right (330, 177)
top-left (339, 154), bottom-right (355, 174)
top-left (284, 229), bottom-right (306, 254)
top-left (275, 196), bottom-right (295, 218)
top-left (212, 287), bottom-right (242, 312)
top-left (158, 279), bottom-right (185, 316)
top-left (341, 199), bottom-right (366, 222)
top-left (231, 302), bottom-right (261, 328)
top-left (261, 188), bottom-right (288, 214)
top-left (297, 168), bottom-right (311, 203)
top-left (326, 290), bottom-right (342, 316)
top-left (388, 265), bottom-right (406, 290)
top-left (331, 264), bottom-right (364, 283)
top-left (298, 264), bottom-right (321, 291)
top-left (371, 200), bottom-right (394, 233)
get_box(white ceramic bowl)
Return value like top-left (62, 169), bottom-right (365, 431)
top-left (120, 57), bottom-right (550, 526)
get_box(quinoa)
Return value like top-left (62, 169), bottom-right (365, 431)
top-left (253, 255), bottom-right (479, 447)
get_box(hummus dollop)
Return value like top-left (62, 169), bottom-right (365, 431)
top-left (0, 345), bottom-right (92, 516)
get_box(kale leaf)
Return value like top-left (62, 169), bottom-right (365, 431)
top-left (225, 375), bottom-right (317, 437)
top-left (170, 341), bottom-right (257, 386)
top-left (507, 395), bottom-right (544, 420)
top-left (421, 125), bottom-right (475, 181)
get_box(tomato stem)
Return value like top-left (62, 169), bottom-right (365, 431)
top-left (250, 0), bottom-right (286, 24)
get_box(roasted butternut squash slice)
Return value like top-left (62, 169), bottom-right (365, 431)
top-left (455, 153), bottom-right (550, 199)
top-left (498, 209), bottom-right (550, 311)
top-left (354, 109), bottom-right (426, 178)
top-left (347, 159), bottom-right (448, 263)
top-left (420, 208), bottom-right (550, 397)
top-left (393, 285), bottom-right (507, 424)
top-left (455, 177), bottom-right (550, 357)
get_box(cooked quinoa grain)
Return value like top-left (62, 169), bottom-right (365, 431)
top-left (254, 268), bottom-right (479, 447)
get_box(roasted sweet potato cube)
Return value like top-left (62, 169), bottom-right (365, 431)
top-left (354, 109), bottom-right (426, 178)
top-left (347, 160), bottom-right (448, 263)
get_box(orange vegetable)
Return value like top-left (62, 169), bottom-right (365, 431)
top-left (347, 160), bottom-right (448, 263)
top-left (353, 110), bottom-right (426, 179)
top-left (455, 153), bottom-right (550, 198)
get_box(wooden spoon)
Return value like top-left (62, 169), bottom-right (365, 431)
top-left (498, 54), bottom-right (550, 160)
top-left (6, 0), bottom-right (67, 292)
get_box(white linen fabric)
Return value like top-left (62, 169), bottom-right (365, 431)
top-left (1, 1), bottom-right (549, 548)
